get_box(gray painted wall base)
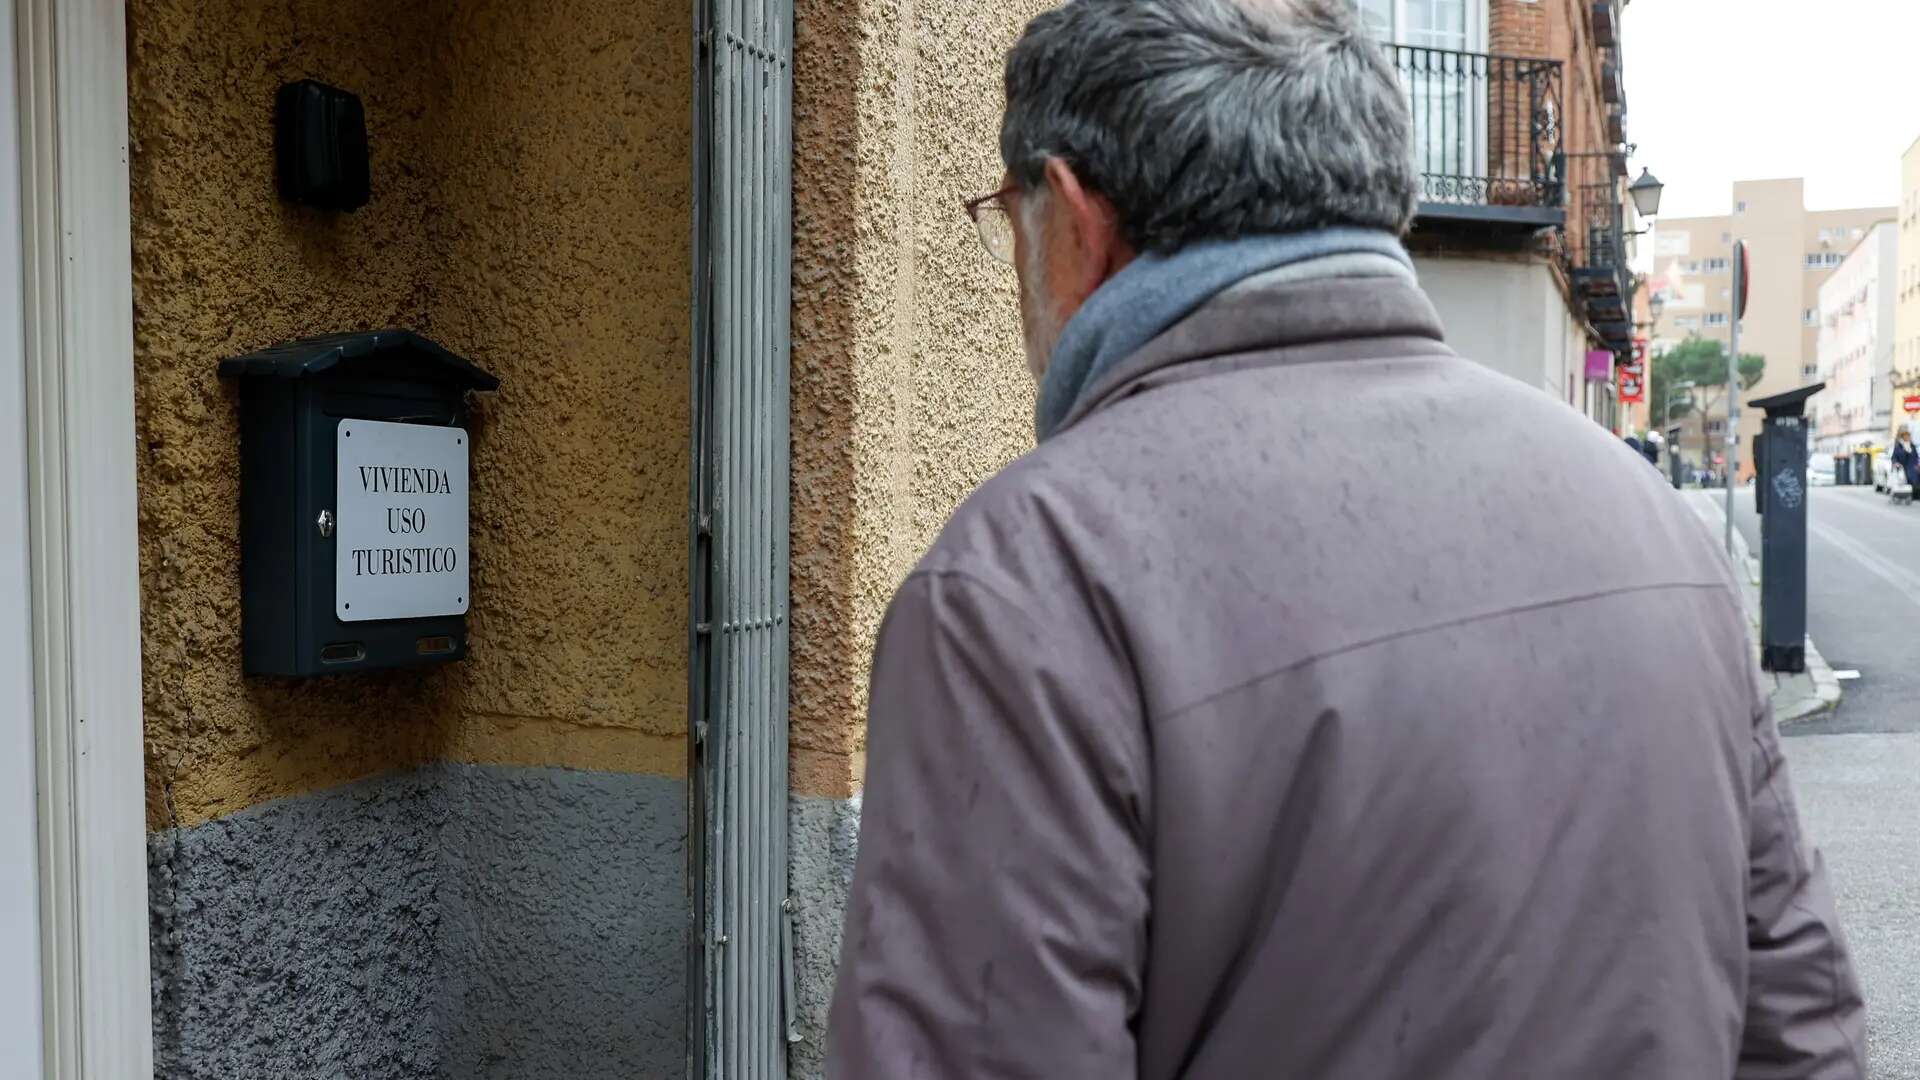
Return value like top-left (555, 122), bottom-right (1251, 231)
top-left (148, 764), bottom-right (686, 1080)
top-left (787, 794), bottom-right (862, 1080)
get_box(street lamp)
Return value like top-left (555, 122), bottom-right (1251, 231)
top-left (1628, 168), bottom-right (1665, 219)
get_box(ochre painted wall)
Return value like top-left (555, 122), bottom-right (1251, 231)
top-left (131, 0), bottom-right (691, 830)
top-left (788, 0), bottom-right (1050, 800)
top-left (427, 0), bottom-right (693, 778)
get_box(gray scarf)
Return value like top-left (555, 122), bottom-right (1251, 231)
top-left (1035, 227), bottom-right (1416, 440)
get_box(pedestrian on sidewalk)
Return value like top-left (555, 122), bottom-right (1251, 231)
top-left (1892, 428), bottom-right (1917, 494)
top-left (827, 1), bottom-right (1865, 1077)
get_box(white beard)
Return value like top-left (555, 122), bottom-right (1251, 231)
top-left (1017, 196), bottom-right (1065, 383)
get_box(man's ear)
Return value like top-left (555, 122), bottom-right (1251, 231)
top-left (1043, 158), bottom-right (1135, 302)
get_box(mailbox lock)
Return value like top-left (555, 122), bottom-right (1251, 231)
top-left (317, 509), bottom-right (335, 538)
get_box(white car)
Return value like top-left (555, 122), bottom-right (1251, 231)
top-left (1807, 453), bottom-right (1836, 487)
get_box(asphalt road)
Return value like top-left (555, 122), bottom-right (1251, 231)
top-left (1719, 484), bottom-right (1920, 1074)
top-left (1726, 485), bottom-right (1920, 732)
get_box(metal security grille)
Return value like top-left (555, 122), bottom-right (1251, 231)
top-left (689, 0), bottom-right (793, 1074)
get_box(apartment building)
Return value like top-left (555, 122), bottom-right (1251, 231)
top-left (1366, 0), bottom-right (1645, 427)
top-left (1813, 222), bottom-right (1898, 454)
top-left (1650, 179), bottom-right (1893, 480)
top-left (1894, 137), bottom-right (1920, 432)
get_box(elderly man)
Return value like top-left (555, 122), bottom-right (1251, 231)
top-left (827, 1), bottom-right (1864, 1077)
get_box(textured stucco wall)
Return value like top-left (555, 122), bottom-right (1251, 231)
top-left (437, 767), bottom-right (686, 1079)
top-left (149, 765), bottom-right (686, 1079)
top-left (784, 1), bottom-right (1047, 1073)
top-left (787, 795), bottom-right (862, 1080)
top-left (131, 0), bottom-right (455, 831)
top-left (131, 0), bottom-right (691, 833)
top-left (788, 0), bottom-right (1050, 801)
top-left (131, 1), bottom-right (694, 1074)
top-left (427, 0), bottom-right (692, 780)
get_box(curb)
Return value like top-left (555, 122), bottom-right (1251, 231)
top-left (1694, 491), bottom-right (1841, 725)
top-left (1785, 640), bottom-right (1844, 725)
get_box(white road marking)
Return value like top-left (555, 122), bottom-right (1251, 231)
top-left (1807, 515), bottom-right (1920, 612)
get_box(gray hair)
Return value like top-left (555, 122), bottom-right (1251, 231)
top-left (1001, 0), bottom-right (1418, 253)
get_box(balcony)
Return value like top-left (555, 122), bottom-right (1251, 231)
top-left (1591, 0), bottom-right (1619, 47)
top-left (1567, 158), bottom-right (1634, 354)
top-left (1390, 45), bottom-right (1566, 233)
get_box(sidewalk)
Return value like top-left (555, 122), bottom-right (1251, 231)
top-left (1689, 491), bottom-right (1842, 725)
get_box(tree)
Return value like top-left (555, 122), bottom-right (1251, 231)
top-left (1650, 337), bottom-right (1765, 435)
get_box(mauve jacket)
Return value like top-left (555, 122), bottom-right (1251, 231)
top-left (825, 270), bottom-right (1865, 1079)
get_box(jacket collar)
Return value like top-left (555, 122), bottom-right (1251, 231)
top-left (1053, 272), bottom-right (1454, 436)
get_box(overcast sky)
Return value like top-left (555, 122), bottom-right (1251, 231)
top-left (1625, 0), bottom-right (1920, 220)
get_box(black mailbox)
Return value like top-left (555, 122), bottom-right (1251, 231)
top-left (1749, 382), bottom-right (1824, 674)
top-left (220, 330), bottom-right (499, 677)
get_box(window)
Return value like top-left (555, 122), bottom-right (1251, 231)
top-left (1707, 312), bottom-right (1729, 327)
top-left (1354, 1), bottom-right (1481, 181)
top-left (1673, 315), bottom-right (1700, 331)
top-left (1721, 231), bottom-right (1732, 243)
top-left (1819, 227), bottom-right (1833, 243)
top-left (1853, 227), bottom-right (1865, 240)
top-left (1736, 201), bottom-right (1748, 213)
top-left (1353, 1), bottom-right (1472, 48)
top-left (1683, 260), bottom-right (1701, 273)
top-left (1804, 363), bottom-right (1819, 377)
top-left (1704, 257), bottom-right (1729, 272)
top-left (1806, 252), bottom-right (1843, 269)
top-left (1805, 308), bottom-right (1819, 326)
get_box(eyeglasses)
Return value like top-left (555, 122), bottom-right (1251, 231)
top-left (964, 186), bottom-right (1018, 265)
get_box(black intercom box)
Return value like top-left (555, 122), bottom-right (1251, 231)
top-left (275, 80), bottom-right (370, 211)
top-left (220, 330), bottom-right (498, 677)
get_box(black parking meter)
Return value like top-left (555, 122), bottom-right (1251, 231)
top-left (1753, 432), bottom-right (1768, 516)
top-left (1667, 425), bottom-right (1683, 490)
top-left (1749, 383), bottom-right (1824, 674)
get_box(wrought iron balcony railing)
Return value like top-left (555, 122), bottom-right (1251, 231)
top-left (1389, 45), bottom-right (1565, 225)
top-left (1568, 167), bottom-right (1634, 351)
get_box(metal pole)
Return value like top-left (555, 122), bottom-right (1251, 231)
top-left (1726, 258), bottom-right (1740, 555)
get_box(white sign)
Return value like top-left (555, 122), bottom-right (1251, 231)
top-left (335, 419), bottom-right (469, 623)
